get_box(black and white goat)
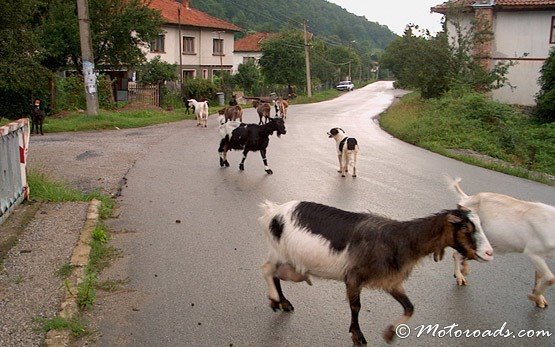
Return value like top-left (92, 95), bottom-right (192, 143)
top-left (328, 127), bottom-right (359, 177)
top-left (260, 200), bottom-right (493, 345)
top-left (448, 177), bottom-right (555, 308)
top-left (218, 118), bottom-right (286, 174)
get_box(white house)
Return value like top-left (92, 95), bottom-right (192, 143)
top-left (146, 0), bottom-right (242, 81)
top-left (232, 32), bottom-right (275, 73)
top-left (432, 0), bottom-right (555, 106)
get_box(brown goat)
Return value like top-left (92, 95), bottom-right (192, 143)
top-left (218, 105), bottom-right (243, 123)
top-left (260, 201), bottom-right (493, 345)
top-left (252, 100), bottom-right (272, 125)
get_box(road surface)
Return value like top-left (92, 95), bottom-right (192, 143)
top-left (94, 81), bottom-right (555, 347)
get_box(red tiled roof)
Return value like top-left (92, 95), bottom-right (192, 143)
top-left (148, 0), bottom-right (242, 32)
top-left (432, 0), bottom-right (555, 13)
top-left (234, 32), bottom-right (276, 52)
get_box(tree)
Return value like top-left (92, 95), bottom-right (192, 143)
top-left (38, 0), bottom-right (163, 72)
top-left (136, 57), bottom-right (177, 85)
top-left (258, 30), bottom-right (306, 90)
top-left (534, 47), bottom-right (555, 122)
top-left (381, 26), bottom-right (450, 99)
top-left (234, 60), bottom-right (262, 94)
top-left (0, 0), bottom-right (51, 119)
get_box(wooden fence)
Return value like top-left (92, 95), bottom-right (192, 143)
top-left (127, 83), bottom-right (160, 107)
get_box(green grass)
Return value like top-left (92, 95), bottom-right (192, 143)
top-left (27, 171), bottom-right (114, 218)
top-left (35, 316), bottom-right (88, 337)
top-left (380, 92), bottom-right (555, 184)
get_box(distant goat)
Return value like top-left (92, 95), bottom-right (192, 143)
top-left (252, 100), bottom-right (272, 125)
top-left (260, 200), bottom-right (493, 344)
top-left (218, 105), bottom-right (243, 123)
top-left (448, 177), bottom-right (555, 308)
top-left (218, 118), bottom-right (286, 174)
top-left (188, 99), bottom-right (209, 127)
top-left (328, 127), bottom-right (359, 177)
top-left (275, 98), bottom-right (289, 119)
top-left (30, 98), bottom-right (45, 135)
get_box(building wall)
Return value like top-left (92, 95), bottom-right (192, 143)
top-left (145, 25), bottom-right (236, 79)
top-left (491, 10), bottom-right (554, 105)
top-left (232, 52), bottom-right (263, 73)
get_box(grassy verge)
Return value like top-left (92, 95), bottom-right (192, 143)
top-left (380, 92), bottom-right (555, 184)
top-left (30, 172), bottom-right (119, 338)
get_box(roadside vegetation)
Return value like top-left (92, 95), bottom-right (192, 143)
top-left (381, 91), bottom-right (555, 183)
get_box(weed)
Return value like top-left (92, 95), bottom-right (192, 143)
top-left (14, 275), bottom-right (24, 284)
top-left (56, 263), bottom-right (74, 279)
top-left (35, 316), bottom-right (88, 337)
top-left (76, 273), bottom-right (97, 310)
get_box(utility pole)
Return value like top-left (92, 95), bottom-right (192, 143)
top-left (348, 40), bottom-right (355, 81)
top-left (177, 1), bottom-right (183, 89)
top-left (77, 0), bottom-right (99, 116)
top-left (303, 20), bottom-right (312, 97)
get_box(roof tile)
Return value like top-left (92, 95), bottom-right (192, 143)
top-left (234, 32), bottom-right (275, 52)
top-left (148, 0), bottom-right (242, 32)
top-left (432, 0), bottom-right (555, 13)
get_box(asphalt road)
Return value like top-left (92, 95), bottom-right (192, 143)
top-left (95, 81), bottom-right (555, 347)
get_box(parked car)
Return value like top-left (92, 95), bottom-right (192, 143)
top-left (335, 80), bottom-right (354, 91)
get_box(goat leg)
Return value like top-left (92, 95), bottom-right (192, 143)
top-left (383, 287), bottom-right (414, 344)
top-left (453, 252), bottom-right (468, 286)
top-left (526, 254), bottom-right (554, 308)
top-left (260, 149), bottom-right (273, 174)
top-left (346, 277), bottom-right (367, 345)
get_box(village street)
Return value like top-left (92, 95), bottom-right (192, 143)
top-left (70, 81), bottom-right (555, 346)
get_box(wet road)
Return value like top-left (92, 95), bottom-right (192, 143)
top-left (99, 81), bottom-right (555, 346)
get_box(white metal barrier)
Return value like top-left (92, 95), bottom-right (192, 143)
top-left (0, 118), bottom-right (30, 225)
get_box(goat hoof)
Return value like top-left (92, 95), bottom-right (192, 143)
top-left (270, 299), bottom-right (281, 312)
top-left (352, 174), bottom-right (357, 178)
top-left (383, 325), bottom-right (396, 344)
top-left (265, 169), bottom-right (273, 175)
top-left (239, 164), bottom-right (244, 171)
top-left (280, 299), bottom-right (294, 312)
top-left (350, 329), bottom-right (367, 345)
top-left (224, 161), bottom-right (230, 167)
top-left (528, 294), bottom-right (548, 308)
top-left (341, 174), bottom-right (346, 177)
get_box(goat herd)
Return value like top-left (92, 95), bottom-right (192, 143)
top-left (187, 97), bottom-right (554, 345)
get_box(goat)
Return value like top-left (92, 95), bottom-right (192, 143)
top-left (275, 98), bottom-right (289, 119)
top-left (30, 99), bottom-right (45, 135)
top-left (328, 127), bottom-right (359, 177)
top-left (217, 105), bottom-right (243, 123)
top-left (252, 100), bottom-right (272, 125)
top-left (260, 200), bottom-right (493, 345)
top-left (218, 118), bottom-right (286, 174)
top-left (448, 177), bottom-right (555, 308)
top-left (188, 99), bottom-right (209, 127)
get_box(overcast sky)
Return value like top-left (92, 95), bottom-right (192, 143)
top-left (326, 0), bottom-right (445, 36)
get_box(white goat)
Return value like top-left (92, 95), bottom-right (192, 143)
top-left (188, 99), bottom-right (209, 127)
top-left (448, 177), bottom-right (555, 308)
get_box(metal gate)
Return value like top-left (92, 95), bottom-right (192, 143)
top-left (0, 118), bottom-right (30, 225)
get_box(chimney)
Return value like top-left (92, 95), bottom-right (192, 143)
top-left (472, 0), bottom-right (494, 70)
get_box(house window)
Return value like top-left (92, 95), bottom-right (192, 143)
top-left (202, 69), bottom-right (208, 79)
top-left (183, 37), bottom-right (195, 54)
top-left (213, 38), bottom-right (224, 55)
top-left (551, 17), bottom-right (555, 44)
top-left (183, 70), bottom-right (195, 80)
top-left (150, 35), bottom-right (165, 53)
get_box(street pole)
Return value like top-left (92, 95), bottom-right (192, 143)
top-left (178, 2), bottom-right (183, 89)
top-left (77, 0), bottom-right (99, 116)
top-left (213, 31), bottom-right (225, 85)
top-left (303, 20), bottom-right (312, 97)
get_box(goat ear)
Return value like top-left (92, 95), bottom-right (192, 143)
top-left (457, 204), bottom-right (471, 213)
top-left (447, 213), bottom-right (462, 224)
top-left (433, 248), bottom-right (445, 262)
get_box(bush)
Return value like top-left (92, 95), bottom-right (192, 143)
top-left (534, 47), bottom-right (555, 122)
top-left (182, 78), bottom-right (218, 102)
top-left (54, 75), bottom-right (116, 112)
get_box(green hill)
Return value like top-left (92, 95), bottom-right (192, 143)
top-left (191, 0), bottom-right (398, 52)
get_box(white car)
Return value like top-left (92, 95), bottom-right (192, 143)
top-left (335, 80), bottom-right (354, 91)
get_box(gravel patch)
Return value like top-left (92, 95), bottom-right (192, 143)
top-left (0, 202), bottom-right (88, 346)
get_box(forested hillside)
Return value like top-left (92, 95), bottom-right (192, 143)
top-left (191, 0), bottom-right (398, 52)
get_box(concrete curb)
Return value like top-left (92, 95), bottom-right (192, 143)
top-left (44, 199), bottom-right (101, 347)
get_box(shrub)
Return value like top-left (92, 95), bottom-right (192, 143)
top-left (534, 47), bottom-right (555, 122)
top-left (182, 78), bottom-right (218, 102)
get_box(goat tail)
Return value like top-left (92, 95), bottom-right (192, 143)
top-left (258, 200), bottom-right (279, 226)
top-left (444, 175), bottom-right (469, 199)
